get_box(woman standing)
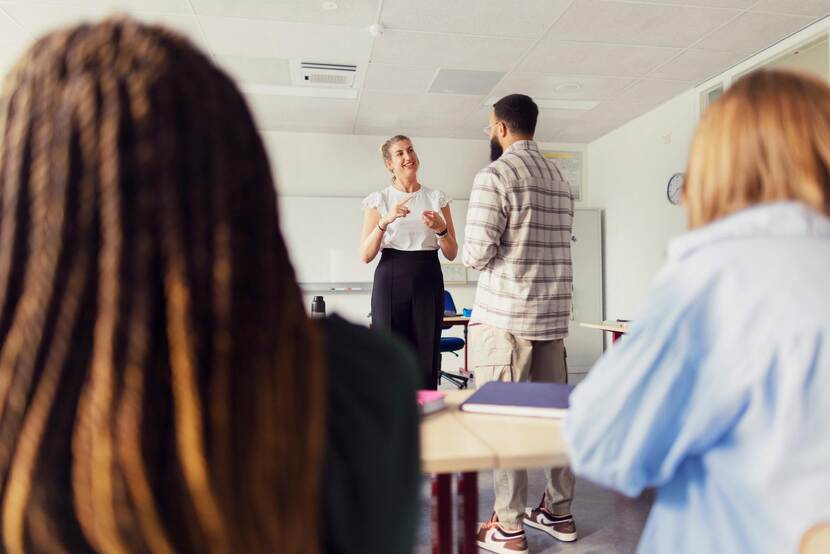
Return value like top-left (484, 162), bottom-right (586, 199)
top-left (361, 135), bottom-right (458, 389)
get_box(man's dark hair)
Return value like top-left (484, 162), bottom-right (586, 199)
top-left (493, 94), bottom-right (539, 136)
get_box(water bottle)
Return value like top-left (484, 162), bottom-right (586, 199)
top-left (311, 296), bottom-right (326, 319)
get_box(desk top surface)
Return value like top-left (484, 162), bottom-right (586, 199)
top-left (580, 321), bottom-right (628, 333)
top-left (442, 315), bottom-right (471, 324)
top-left (420, 390), bottom-right (569, 474)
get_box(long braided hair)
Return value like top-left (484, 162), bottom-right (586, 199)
top-left (0, 17), bottom-right (324, 553)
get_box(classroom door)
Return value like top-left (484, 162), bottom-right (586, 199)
top-left (565, 209), bottom-right (604, 381)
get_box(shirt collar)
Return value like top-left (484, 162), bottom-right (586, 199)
top-left (505, 140), bottom-right (538, 155)
top-left (668, 202), bottom-right (830, 261)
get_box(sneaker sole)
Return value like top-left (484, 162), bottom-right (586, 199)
top-left (523, 510), bottom-right (578, 542)
top-left (476, 539), bottom-right (529, 554)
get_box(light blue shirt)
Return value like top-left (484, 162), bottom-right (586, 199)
top-left (563, 202), bottom-right (830, 554)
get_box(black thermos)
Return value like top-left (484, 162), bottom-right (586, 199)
top-left (311, 296), bottom-right (326, 319)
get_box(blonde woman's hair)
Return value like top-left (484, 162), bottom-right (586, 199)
top-left (685, 69), bottom-right (830, 228)
top-left (0, 17), bottom-right (324, 553)
top-left (380, 135), bottom-right (411, 182)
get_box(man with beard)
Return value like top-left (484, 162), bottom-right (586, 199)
top-left (463, 94), bottom-right (577, 554)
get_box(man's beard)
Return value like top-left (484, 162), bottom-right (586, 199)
top-left (489, 137), bottom-right (503, 162)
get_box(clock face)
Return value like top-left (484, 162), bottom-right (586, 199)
top-left (667, 173), bottom-right (685, 205)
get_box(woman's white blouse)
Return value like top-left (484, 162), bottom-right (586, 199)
top-left (363, 185), bottom-right (450, 251)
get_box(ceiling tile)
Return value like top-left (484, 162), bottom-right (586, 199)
top-left (0, 6), bottom-right (31, 42)
top-left (633, 0), bottom-right (755, 6)
top-left (751, 0), bottom-right (830, 17)
top-left (3, 0), bottom-right (192, 15)
top-left (244, 93), bottom-right (357, 132)
top-left (546, 0), bottom-right (740, 48)
top-left (493, 73), bottom-right (636, 101)
top-left (263, 120), bottom-right (356, 134)
top-left (355, 123), bottom-right (463, 138)
top-left (554, 119), bottom-right (623, 142)
top-left (449, 107), bottom-right (493, 139)
top-left (649, 49), bottom-right (747, 82)
top-left (520, 41), bottom-right (681, 77)
top-left (191, 0), bottom-right (378, 26)
top-left (580, 101), bottom-right (656, 125)
top-left (381, 0), bottom-right (572, 38)
top-left (539, 107), bottom-right (590, 122)
top-left (2, 4), bottom-right (209, 50)
top-left (694, 11), bottom-right (814, 54)
top-left (535, 113), bottom-right (587, 142)
top-left (214, 55), bottom-right (292, 86)
top-left (0, 39), bottom-right (28, 78)
top-left (613, 78), bottom-right (693, 105)
top-left (370, 30), bottom-right (534, 72)
top-left (363, 63), bottom-right (436, 93)
top-left (446, 127), bottom-right (485, 140)
top-left (451, 105), bottom-right (587, 142)
top-left (199, 15), bottom-right (373, 64)
top-left (356, 90), bottom-right (482, 129)
top-left (428, 69), bottom-right (505, 95)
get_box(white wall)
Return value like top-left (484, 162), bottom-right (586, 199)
top-left (587, 92), bottom-right (693, 319)
top-left (262, 131), bottom-right (586, 201)
top-left (766, 38), bottom-right (828, 78)
top-left (586, 17), bottom-right (830, 323)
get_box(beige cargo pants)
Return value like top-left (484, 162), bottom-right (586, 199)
top-left (469, 323), bottom-right (576, 530)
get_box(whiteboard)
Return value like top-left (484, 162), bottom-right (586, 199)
top-left (278, 195), bottom-right (472, 285)
top-left (278, 196), bottom-right (377, 284)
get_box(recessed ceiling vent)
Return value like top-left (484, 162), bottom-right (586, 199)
top-left (292, 62), bottom-right (357, 88)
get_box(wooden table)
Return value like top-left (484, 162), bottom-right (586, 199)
top-left (580, 321), bottom-right (629, 343)
top-left (421, 390), bottom-right (570, 554)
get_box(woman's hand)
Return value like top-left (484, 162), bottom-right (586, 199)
top-left (380, 194), bottom-right (413, 228)
top-left (422, 210), bottom-right (447, 233)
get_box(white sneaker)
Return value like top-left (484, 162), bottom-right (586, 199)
top-left (523, 504), bottom-right (578, 542)
top-left (476, 513), bottom-right (529, 554)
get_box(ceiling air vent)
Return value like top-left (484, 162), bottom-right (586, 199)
top-left (293, 62), bottom-right (357, 88)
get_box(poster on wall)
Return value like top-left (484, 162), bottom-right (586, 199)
top-left (441, 264), bottom-right (467, 285)
top-left (542, 150), bottom-right (583, 201)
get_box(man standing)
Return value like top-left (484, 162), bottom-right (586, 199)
top-left (463, 94), bottom-right (576, 554)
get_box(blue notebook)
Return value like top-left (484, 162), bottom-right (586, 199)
top-left (459, 381), bottom-right (574, 419)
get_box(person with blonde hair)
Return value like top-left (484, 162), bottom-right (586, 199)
top-left (360, 135), bottom-right (457, 389)
top-left (564, 68), bottom-right (830, 553)
top-left (0, 17), bottom-right (420, 554)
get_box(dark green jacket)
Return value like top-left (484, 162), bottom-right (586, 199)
top-left (320, 315), bottom-right (421, 554)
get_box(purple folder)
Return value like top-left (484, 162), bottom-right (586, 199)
top-left (459, 381), bottom-right (574, 419)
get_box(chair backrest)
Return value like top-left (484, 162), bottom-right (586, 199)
top-left (443, 290), bottom-right (457, 315)
top-left (801, 522), bottom-right (830, 554)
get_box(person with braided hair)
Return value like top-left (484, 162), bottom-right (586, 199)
top-left (0, 17), bottom-right (420, 554)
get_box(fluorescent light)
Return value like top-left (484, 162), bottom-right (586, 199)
top-left (240, 83), bottom-right (358, 99)
top-left (484, 97), bottom-right (600, 111)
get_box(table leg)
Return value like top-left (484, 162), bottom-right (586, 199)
top-left (463, 323), bottom-right (469, 373)
top-left (458, 472), bottom-right (478, 554)
top-left (431, 474), bottom-right (452, 554)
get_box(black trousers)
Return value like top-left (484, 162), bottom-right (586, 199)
top-left (371, 249), bottom-right (444, 389)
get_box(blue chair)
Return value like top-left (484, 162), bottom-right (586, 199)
top-left (439, 291), bottom-right (470, 389)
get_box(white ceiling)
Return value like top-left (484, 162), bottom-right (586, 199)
top-left (0, 0), bottom-right (828, 143)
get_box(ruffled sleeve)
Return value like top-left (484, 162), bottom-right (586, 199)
top-left (435, 189), bottom-right (451, 209)
top-left (362, 191), bottom-right (383, 211)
